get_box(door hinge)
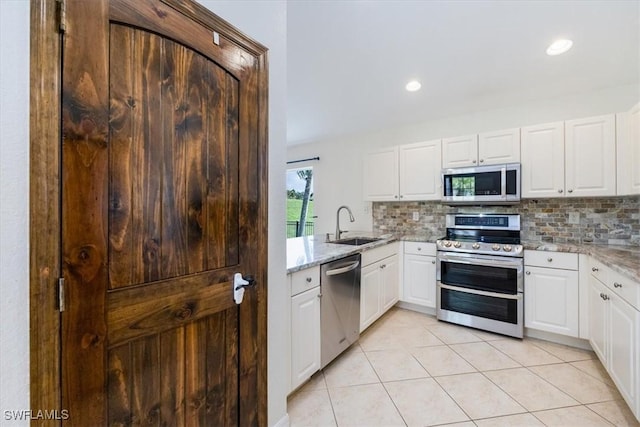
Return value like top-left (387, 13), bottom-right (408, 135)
top-left (57, 0), bottom-right (67, 34)
top-left (58, 277), bottom-right (65, 312)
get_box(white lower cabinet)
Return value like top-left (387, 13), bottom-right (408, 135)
top-left (524, 251), bottom-right (579, 337)
top-left (587, 259), bottom-right (640, 420)
top-left (402, 242), bottom-right (437, 308)
top-left (289, 266), bottom-right (321, 392)
top-left (360, 244), bottom-right (399, 332)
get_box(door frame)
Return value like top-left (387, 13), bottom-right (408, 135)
top-left (29, 0), bottom-right (269, 423)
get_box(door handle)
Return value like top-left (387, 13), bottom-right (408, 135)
top-left (234, 273), bottom-right (256, 304)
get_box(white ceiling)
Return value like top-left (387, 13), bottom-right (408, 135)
top-left (287, 0), bottom-right (639, 145)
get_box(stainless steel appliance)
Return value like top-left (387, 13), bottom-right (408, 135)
top-left (320, 253), bottom-right (361, 368)
top-left (436, 213), bottom-right (524, 338)
top-left (442, 163), bottom-right (521, 205)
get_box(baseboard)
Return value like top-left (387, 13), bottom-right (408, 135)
top-left (271, 413), bottom-right (289, 427)
top-left (524, 328), bottom-right (593, 351)
top-left (395, 301), bottom-right (436, 317)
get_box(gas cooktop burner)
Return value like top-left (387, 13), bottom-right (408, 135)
top-left (437, 213), bottom-right (523, 257)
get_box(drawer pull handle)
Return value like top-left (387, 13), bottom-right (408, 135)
top-left (614, 282), bottom-right (622, 288)
top-left (592, 267), bottom-right (599, 272)
top-left (306, 277), bottom-right (312, 283)
top-left (547, 257), bottom-right (553, 262)
top-left (600, 293), bottom-right (610, 301)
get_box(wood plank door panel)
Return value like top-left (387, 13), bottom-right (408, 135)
top-left (61, 1), bottom-right (267, 425)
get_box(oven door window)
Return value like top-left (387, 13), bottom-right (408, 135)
top-left (440, 261), bottom-right (518, 294)
top-left (441, 287), bottom-right (518, 324)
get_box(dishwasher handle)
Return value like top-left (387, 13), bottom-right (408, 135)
top-left (325, 260), bottom-right (360, 276)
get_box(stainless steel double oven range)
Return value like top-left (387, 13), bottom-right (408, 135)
top-left (436, 213), bottom-right (524, 338)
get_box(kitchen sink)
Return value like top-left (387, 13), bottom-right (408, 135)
top-left (332, 237), bottom-right (381, 246)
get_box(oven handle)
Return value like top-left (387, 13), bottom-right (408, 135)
top-left (439, 283), bottom-right (522, 300)
top-left (437, 252), bottom-right (524, 269)
top-left (501, 166), bottom-right (507, 198)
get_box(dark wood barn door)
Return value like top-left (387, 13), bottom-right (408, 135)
top-left (60, 0), bottom-right (268, 425)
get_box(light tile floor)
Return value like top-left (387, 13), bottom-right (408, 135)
top-left (287, 307), bottom-right (640, 427)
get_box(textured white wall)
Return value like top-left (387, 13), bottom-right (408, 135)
top-left (0, 1), bottom-right (30, 426)
top-left (198, 2), bottom-right (289, 426)
top-left (287, 84), bottom-right (639, 236)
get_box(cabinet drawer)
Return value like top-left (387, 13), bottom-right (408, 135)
top-left (362, 242), bottom-right (399, 266)
top-left (290, 266), bottom-right (320, 296)
top-left (609, 269), bottom-right (640, 310)
top-left (588, 257), bottom-right (608, 284)
top-left (524, 250), bottom-right (578, 270)
top-left (404, 241), bottom-right (436, 256)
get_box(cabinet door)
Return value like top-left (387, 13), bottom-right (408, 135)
top-left (616, 103), bottom-right (640, 196)
top-left (588, 275), bottom-right (609, 362)
top-left (381, 255), bottom-right (399, 312)
top-left (442, 134), bottom-right (478, 168)
top-left (609, 294), bottom-right (639, 410)
top-left (360, 263), bottom-right (382, 332)
top-left (402, 254), bottom-right (437, 308)
top-left (478, 128), bottom-right (520, 165)
top-left (521, 122), bottom-right (565, 198)
top-left (524, 266), bottom-right (579, 337)
top-left (565, 114), bottom-right (616, 197)
top-left (399, 140), bottom-right (442, 201)
top-left (291, 287), bottom-right (321, 391)
top-left (363, 147), bottom-right (399, 201)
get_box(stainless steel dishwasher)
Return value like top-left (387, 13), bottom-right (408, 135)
top-left (320, 253), bottom-right (361, 368)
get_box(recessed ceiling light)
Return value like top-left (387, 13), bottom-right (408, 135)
top-left (546, 39), bottom-right (573, 56)
top-left (405, 80), bottom-right (421, 92)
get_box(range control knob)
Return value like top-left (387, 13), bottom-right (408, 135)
top-left (444, 241), bottom-right (452, 247)
top-left (472, 243), bottom-right (480, 250)
top-left (453, 241), bottom-right (462, 248)
top-left (503, 245), bottom-right (512, 252)
top-left (492, 244), bottom-right (500, 251)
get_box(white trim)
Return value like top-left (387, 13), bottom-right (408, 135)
top-left (271, 413), bottom-right (290, 427)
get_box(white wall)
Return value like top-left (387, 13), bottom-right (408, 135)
top-left (0, 1), bottom-right (30, 425)
top-left (287, 84), bottom-right (639, 235)
top-left (0, 2), bottom-right (288, 426)
top-left (200, 3), bottom-right (288, 425)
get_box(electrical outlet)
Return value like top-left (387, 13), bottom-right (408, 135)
top-left (412, 212), bottom-right (420, 221)
top-left (568, 212), bottom-right (580, 224)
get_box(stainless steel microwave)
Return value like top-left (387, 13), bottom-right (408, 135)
top-left (442, 163), bottom-right (521, 205)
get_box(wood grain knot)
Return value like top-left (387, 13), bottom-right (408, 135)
top-left (174, 303), bottom-right (196, 321)
top-left (66, 244), bottom-right (102, 282)
top-left (81, 333), bottom-right (102, 349)
top-left (144, 239), bottom-right (159, 262)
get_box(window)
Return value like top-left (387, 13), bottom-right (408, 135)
top-left (286, 167), bottom-right (314, 238)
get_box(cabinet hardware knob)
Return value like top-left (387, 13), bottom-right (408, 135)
top-left (432, 260), bottom-right (436, 264)
top-left (479, 159), bottom-right (484, 163)
top-left (317, 293), bottom-right (322, 298)
top-left (568, 189), bottom-right (573, 193)
top-left (306, 277), bottom-right (312, 283)
top-left (394, 195), bottom-right (398, 199)
top-left (417, 247), bottom-right (422, 251)
top-left (472, 160), bottom-right (477, 164)
top-left (614, 282), bottom-right (622, 288)
top-left (547, 257), bottom-right (553, 262)
top-left (400, 195), bottom-right (404, 198)
top-left (380, 264), bottom-right (386, 269)
top-left (592, 267), bottom-right (599, 272)
top-left (558, 189), bottom-right (563, 193)
top-left (526, 271), bottom-right (531, 275)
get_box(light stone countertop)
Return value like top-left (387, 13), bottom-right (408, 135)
top-left (286, 233), bottom-right (639, 283)
top-left (523, 241), bottom-right (640, 283)
top-left (286, 232), bottom-right (397, 274)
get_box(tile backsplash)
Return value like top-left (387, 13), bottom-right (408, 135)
top-left (372, 196), bottom-right (640, 246)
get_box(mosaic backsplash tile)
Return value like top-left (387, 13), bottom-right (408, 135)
top-left (372, 196), bottom-right (640, 246)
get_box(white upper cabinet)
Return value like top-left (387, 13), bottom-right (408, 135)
top-left (363, 147), bottom-right (399, 201)
top-left (521, 122), bottom-right (565, 198)
top-left (398, 140), bottom-right (442, 201)
top-left (616, 102), bottom-right (640, 196)
top-left (364, 140), bottom-right (441, 202)
top-left (442, 134), bottom-right (478, 168)
top-left (443, 129), bottom-right (520, 168)
top-left (565, 114), bottom-right (616, 197)
top-left (478, 128), bottom-right (521, 165)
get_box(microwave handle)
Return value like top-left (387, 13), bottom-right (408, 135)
top-left (501, 166), bottom-right (506, 199)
